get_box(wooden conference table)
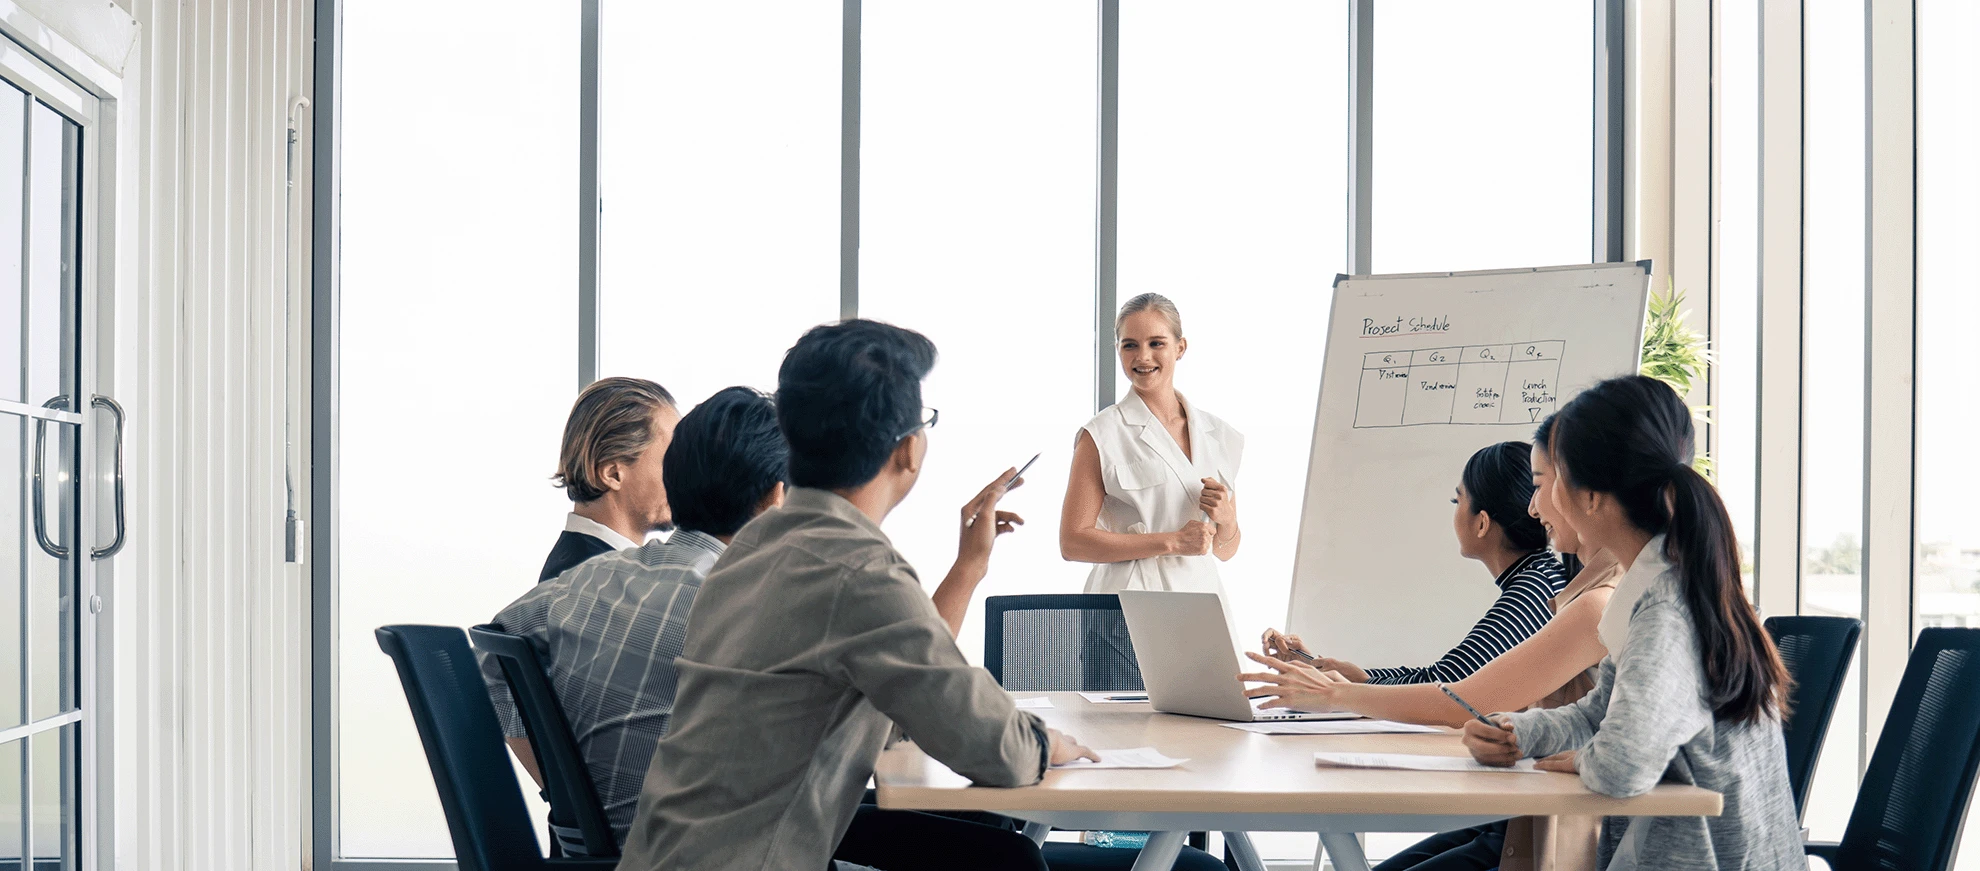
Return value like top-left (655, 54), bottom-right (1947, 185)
top-left (874, 692), bottom-right (1721, 871)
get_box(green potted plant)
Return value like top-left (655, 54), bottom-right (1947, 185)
top-left (1639, 285), bottom-right (1715, 480)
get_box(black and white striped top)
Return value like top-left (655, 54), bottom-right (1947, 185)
top-left (1363, 550), bottom-right (1569, 686)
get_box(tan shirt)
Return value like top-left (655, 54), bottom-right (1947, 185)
top-left (617, 488), bottom-right (1048, 871)
top-left (1531, 559), bottom-right (1625, 711)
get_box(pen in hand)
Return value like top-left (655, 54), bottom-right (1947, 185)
top-left (1264, 630), bottom-right (1318, 663)
top-left (1438, 683), bottom-right (1500, 729)
top-left (966, 453), bottom-right (1040, 527)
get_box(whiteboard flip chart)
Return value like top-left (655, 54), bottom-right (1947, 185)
top-left (1287, 263), bottom-right (1650, 668)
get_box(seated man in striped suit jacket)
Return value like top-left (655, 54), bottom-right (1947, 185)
top-left (484, 386), bottom-right (787, 852)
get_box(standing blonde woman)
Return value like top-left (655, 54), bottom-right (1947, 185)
top-left (1062, 293), bottom-right (1243, 598)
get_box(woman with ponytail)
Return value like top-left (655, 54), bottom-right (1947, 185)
top-left (1460, 375), bottom-right (1800, 871)
top-left (1254, 440), bottom-right (1569, 687)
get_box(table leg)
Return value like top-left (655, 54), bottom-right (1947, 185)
top-left (1020, 821), bottom-right (1051, 846)
top-left (1128, 831), bottom-right (1186, 871)
top-left (1315, 833), bottom-right (1371, 871)
top-left (1222, 831), bottom-right (1267, 871)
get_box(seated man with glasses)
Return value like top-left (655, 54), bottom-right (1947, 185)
top-left (617, 320), bottom-right (1099, 871)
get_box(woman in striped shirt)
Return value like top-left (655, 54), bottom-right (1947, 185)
top-left (1257, 440), bottom-right (1568, 687)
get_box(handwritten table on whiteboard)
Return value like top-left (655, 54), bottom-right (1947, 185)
top-left (1352, 340), bottom-right (1565, 428)
top-left (875, 693), bottom-right (1720, 871)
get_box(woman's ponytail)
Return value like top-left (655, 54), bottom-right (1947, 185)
top-left (1665, 463), bottom-right (1791, 723)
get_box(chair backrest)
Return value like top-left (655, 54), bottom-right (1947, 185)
top-left (1834, 627), bottom-right (1980, 871)
top-left (984, 594), bottom-right (1144, 692)
top-left (1765, 615), bottom-right (1861, 818)
top-left (375, 625), bottom-right (546, 871)
top-left (470, 624), bottom-right (619, 857)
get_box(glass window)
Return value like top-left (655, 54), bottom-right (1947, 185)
top-left (0, 80), bottom-right (82, 871)
top-left (1116, 0), bottom-right (1349, 664)
top-left (0, 84), bottom-right (20, 404)
top-left (336, 0), bottom-right (577, 857)
top-left (1371, 0), bottom-right (1593, 273)
top-left (1716, 0), bottom-right (1759, 591)
top-left (0, 740), bottom-right (18, 865)
top-left (1798, 0), bottom-right (1867, 841)
top-left (1916, 1), bottom-right (1980, 864)
top-left (24, 101), bottom-right (77, 728)
top-left (597, 1), bottom-right (842, 403)
top-left (24, 100), bottom-right (76, 412)
top-left (28, 726), bottom-right (69, 869)
top-left (858, 0), bottom-right (1097, 665)
top-left (1916, 1), bottom-right (1980, 637)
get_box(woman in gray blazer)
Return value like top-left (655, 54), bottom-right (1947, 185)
top-left (1460, 375), bottom-right (1803, 871)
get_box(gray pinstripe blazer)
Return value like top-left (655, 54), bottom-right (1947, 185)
top-left (481, 530), bottom-right (724, 845)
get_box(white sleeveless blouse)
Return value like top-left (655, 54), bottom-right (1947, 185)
top-left (1078, 391), bottom-right (1244, 597)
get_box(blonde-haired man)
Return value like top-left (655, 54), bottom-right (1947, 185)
top-left (539, 376), bottom-right (678, 582)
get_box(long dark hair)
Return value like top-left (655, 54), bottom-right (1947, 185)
top-left (1552, 375), bottom-right (1789, 723)
top-left (1531, 415), bottom-right (1584, 578)
top-left (1460, 441), bottom-right (1549, 553)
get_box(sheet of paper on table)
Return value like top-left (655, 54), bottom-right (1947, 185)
top-left (1076, 691), bottom-right (1150, 704)
top-left (1053, 747), bottom-right (1189, 770)
top-left (1221, 719), bottom-right (1444, 736)
top-left (1313, 752), bottom-right (1543, 774)
top-left (1013, 696), bottom-right (1054, 709)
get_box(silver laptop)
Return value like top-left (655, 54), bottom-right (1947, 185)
top-left (1117, 590), bottom-right (1358, 723)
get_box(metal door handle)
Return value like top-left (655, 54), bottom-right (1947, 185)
top-left (90, 395), bottom-right (125, 560)
top-left (31, 395), bottom-right (69, 559)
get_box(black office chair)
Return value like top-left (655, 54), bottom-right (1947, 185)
top-left (1806, 627), bottom-right (1980, 871)
top-left (985, 594), bottom-right (1144, 692)
top-left (1765, 615), bottom-right (1861, 819)
top-left (375, 624), bottom-right (616, 871)
top-left (470, 624), bottom-right (618, 858)
top-left (982, 595), bottom-right (1237, 871)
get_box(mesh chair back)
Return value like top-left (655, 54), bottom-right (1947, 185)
top-left (1765, 615), bottom-right (1861, 818)
top-left (1834, 627), bottom-right (1980, 871)
top-left (984, 594), bottom-right (1143, 692)
top-left (375, 625), bottom-right (545, 871)
top-left (471, 625), bottom-right (619, 857)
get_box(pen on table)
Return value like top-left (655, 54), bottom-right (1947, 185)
top-left (1438, 683), bottom-right (1500, 729)
top-left (1102, 694), bottom-right (1147, 701)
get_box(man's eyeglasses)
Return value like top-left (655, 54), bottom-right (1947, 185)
top-left (896, 407), bottom-right (939, 442)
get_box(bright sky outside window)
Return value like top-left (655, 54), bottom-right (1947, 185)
top-left (337, 0), bottom-right (576, 856)
top-left (858, 0), bottom-right (1098, 666)
top-left (598, 2), bottom-right (841, 407)
top-left (1798, 0), bottom-right (1868, 841)
top-left (1116, 0), bottom-right (1348, 691)
top-left (1371, 0), bottom-right (1592, 274)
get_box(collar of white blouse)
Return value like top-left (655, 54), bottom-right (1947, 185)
top-left (1598, 534), bottom-right (1669, 655)
top-left (1117, 390), bottom-right (1219, 489)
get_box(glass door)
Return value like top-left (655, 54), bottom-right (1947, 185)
top-left (0, 42), bottom-right (106, 871)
